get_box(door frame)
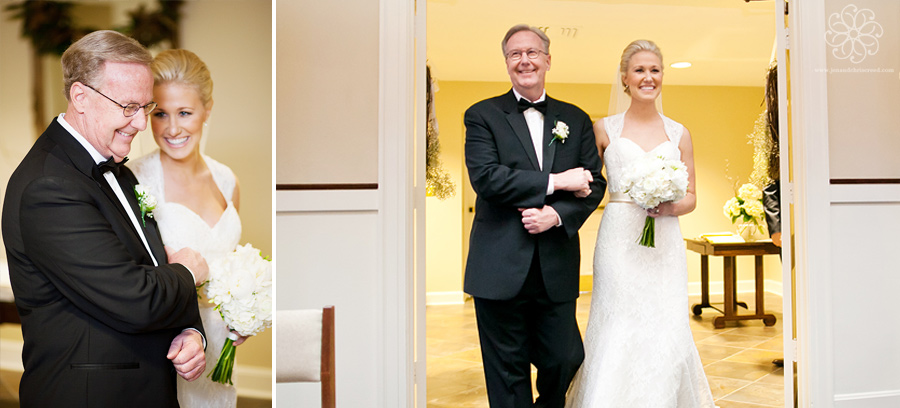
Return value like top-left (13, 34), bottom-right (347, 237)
top-left (400, 1), bottom-right (813, 407)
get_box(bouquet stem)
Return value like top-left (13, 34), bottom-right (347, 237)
top-left (638, 216), bottom-right (655, 248)
top-left (209, 332), bottom-right (239, 385)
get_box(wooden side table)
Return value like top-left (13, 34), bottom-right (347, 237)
top-left (684, 237), bottom-right (779, 329)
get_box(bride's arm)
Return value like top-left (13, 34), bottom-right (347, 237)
top-left (655, 127), bottom-right (696, 217)
top-left (592, 119), bottom-right (611, 161)
top-left (233, 177), bottom-right (241, 212)
top-left (574, 119), bottom-right (610, 199)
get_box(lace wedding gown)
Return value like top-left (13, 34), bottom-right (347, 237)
top-left (130, 150), bottom-right (242, 408)
top-left (566, 113), bottom-right (715, 407)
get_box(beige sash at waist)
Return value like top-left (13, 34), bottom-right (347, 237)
top-left (608, 191), bottom-right (632, 203)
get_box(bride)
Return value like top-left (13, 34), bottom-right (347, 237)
top-left (129, 49), bottom-right (247, 407)
top-left (565, 40), bottom-right (715, 407)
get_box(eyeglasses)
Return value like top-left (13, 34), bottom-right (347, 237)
top-left (506, 49), bottom-right (547, 62)
top-left (83, 83), bottom-right (157, 117)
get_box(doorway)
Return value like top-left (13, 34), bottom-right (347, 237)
top-left (422, 0), bottom-right (792, 406)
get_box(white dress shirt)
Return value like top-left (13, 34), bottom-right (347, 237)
top-left (512, 89), bottom-right (557, 196)
top-left (511, 90), bottom-right (563, 227)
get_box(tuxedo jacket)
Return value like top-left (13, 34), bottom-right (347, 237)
top-left (2, 119), bottom-right (204, 408)
top-left (464, 90), bottom-right (606, 302)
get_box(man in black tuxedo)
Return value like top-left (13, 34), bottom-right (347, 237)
top-left (464, 25), bottom-right (606, 408)
top-left (2, 30), bottom-right (209, 407)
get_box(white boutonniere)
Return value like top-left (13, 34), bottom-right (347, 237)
top-left (134, 184), bottom-right (157, 227)
top-left (550, 120), bottom-right (569, 146)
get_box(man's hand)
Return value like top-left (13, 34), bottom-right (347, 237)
top-left (520, 206), bottom-right (560, 234)
top-left (167, 330), bottom-right (206, 382)
top-left (166, 246), bottom-right (209, 285)
top-left (574, 188), bottom-right (592, 198)
top-left (553, 167), bottom-right (593, 193)
top-left (771, 232), bottom-right (782, 247)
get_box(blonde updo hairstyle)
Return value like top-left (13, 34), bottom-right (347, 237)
top-left (150, 49), bottom-right (214, 108)
top-left (619, 40), bottom-right (663, 95)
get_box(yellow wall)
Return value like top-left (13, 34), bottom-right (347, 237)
top-left (426, 80), bottom-right (783, 300)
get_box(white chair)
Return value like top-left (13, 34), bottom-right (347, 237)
top-left (276, 306), bottom-right (335, 408)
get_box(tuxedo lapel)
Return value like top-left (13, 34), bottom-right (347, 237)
top-left (542, 100), bottom-right (559, 174)
top-left (47, 122), bottom-right (133, 225)
top-left (143, 216), bottom-right (166, 263)
top-left (506, 112), bottom-right (541, 170)
top-left (119, 171), bottom-right (166, 264)
top-left (47, 121), bottom-right (157, 263)
top-left (117, 176), bottom-right (142, 227)
top-left (91, 169), bottom-right (133, 223)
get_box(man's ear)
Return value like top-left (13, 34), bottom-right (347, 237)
top-left (69, 82), bottom-right (89, 114)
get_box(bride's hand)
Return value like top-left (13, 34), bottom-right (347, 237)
top-left (647, 202), bottom-right (673, 218)
top-left (231, 331), bottom-right (250, 346)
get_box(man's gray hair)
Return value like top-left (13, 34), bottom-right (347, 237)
top-left (501, 24), bottom-right (550, 57)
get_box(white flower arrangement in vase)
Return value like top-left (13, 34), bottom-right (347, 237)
top-left (723, 183), bottom-right (767, 241)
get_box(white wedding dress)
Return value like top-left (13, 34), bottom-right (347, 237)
top-left (130, 150), bottom-right (242, 408)
top-left (566, 113), bottom-right (715, 407)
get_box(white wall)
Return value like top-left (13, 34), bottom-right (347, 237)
top-left (793, 0), bottom-right (900, 406)
top-left (823, 0), bottom-right (900, 405)
top-left (274, 0), bottom-right (379, 185)
top-left (275, 191), bottom-right (379, 406)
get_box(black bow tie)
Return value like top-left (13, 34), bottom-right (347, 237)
top-left (517, 98), bottom-right (547, 114)
top-left (97, 156), bottom-right (128, 177)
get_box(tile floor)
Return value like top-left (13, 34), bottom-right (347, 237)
top-left (427, 292), bottom-right (786, 408)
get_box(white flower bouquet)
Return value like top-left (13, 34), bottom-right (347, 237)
top-left (204, 243), bottom-right (273, 385)
top-left (723, 183), bottom-right (765, 227)
top-left (620, 154), bottom-right (689, 247)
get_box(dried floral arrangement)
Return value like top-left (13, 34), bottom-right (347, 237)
top-left (426, 65), bottom-right (455, 200)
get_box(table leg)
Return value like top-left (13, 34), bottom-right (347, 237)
top-left (717, 256), bottom-right (736, 329)
top-left (756, 255), bottom-right (764, 315)
top-left (692, 255), bottom-right (710, 316)
top-left (732, 257), bottom-right (748, 310)
top-left (756, 255), bottom-right (778, 326)
top-left (701, 255), bottom-right (709, 306)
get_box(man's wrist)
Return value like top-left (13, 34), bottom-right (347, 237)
top-left (181, 264), bottom-right (197, 283)
top-left (182, 328), bottom-right (207, 350)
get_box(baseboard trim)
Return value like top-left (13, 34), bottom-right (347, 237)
top-left (234, 364), bottom-right (273, 399)
top-left (1, 338), bottom-right (271, 399)
top-left (835, 389), bottom-right (900, 406)
top-left (425, 279), bottom-right (783, 306)
top-left (688, 279), bottom-right (783, 297)
top-left (426, 291), bottom-right (466, 305)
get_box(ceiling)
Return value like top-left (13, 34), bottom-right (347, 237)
top-left (426, 0), bottom-right (778, 87)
